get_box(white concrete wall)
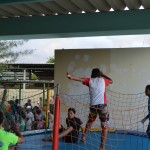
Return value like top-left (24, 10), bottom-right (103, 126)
top-left (55, 48), bottom-right (149, 131)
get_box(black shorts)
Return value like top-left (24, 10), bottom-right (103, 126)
top-left (64, 131), bottom-right (78, 143)
top-left (59, 126), bottom-right (78, 143)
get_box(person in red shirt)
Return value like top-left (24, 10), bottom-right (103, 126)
top-left (67, 68), bottom-right (113, 150)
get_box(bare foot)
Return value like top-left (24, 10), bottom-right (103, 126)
top-left (99, 144), bottom-right (105, 150)
top-left (81, 136), bottom-right (86, 143)
top-left (42, 136), bottom-right (52, 142)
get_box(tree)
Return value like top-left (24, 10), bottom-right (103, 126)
top-left (46, 56), bottom-right (55, 63)
top-left (31, 73), bottom-right (39, 80)
top-left (0, 40), bottom-right (34, 71)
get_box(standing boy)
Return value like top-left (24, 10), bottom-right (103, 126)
top-left (67, 68), bottom-right (112, 150)
top-left (141, 85), bottom-right (150, 138)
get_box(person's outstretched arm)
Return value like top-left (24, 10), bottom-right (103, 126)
top-left (67, 72), bottom-right (84, 82)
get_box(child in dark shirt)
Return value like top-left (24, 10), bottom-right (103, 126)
top-left (42, 108), bottom-right (84, 143)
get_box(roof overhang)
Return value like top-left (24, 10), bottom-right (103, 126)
top-left (0, 0), bottom-right (50, 5)
top-left (0, 0), bottom-right (150, 39)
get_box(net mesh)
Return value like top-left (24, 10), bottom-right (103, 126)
top-left (58, 89), bottom-right (149, 150)
top-left (0, 83), bottom-right (150, 150)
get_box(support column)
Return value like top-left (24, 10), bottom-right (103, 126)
top-left (23, 69), bottom-right (26, 89)
top-left (46, 87), bottom-right (50, 128)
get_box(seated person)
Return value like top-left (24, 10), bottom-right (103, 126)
top-left (42, 107), bottom-right (84, 143)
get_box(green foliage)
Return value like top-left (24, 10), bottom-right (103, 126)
top-left (47, 56), bottom-right (55, 63)
top-left (0, 40), bottom-right (34, 73)
top-left (0, 40), bottom-right (33, 63)
top-left (31, 73), bottom-right (39, 80)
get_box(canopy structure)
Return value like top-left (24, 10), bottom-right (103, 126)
top-left (4, 63), bottom-right (54, 81)
top-left (0, 0), bottom-right (150, 39)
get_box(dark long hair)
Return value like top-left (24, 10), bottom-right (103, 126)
top-left (145, 85), bottom-right (150, 96)
top-left (91, 68), bottom-right (101, 78)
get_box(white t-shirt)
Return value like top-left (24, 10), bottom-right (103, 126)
top-left (83, 77), bottom-right (111, 105)
top-left (26, 111), bottom-right (34, 130)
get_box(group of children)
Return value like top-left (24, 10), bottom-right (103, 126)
top-left (5, 98), bottom-right (46, 132)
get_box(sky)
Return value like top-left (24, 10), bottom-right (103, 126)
top-left (15, 34), bottom-right (150, 63)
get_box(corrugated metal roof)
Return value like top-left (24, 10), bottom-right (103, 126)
top-left (0, 0), bottom-right (150, 18)
top-left (8, 63), bottom-right (54, 69)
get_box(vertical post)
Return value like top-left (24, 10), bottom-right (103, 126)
top-left (19, 83), bottom-right (21, 105)
top-left (43, 83), bottom-right (45, 106)
top-left (46, 87), bottom-right (50, 128)
top-left (23, 69), bottom-right (26, 89)
top-left (0, 88), bottom-right (7, 110)
top-left (52, 84), bottom-right (60, 150)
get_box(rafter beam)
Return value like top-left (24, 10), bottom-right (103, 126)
top-left (0, 9), bottom-right (150, 40)
top-left (0, 0), bottom-right (50, 5)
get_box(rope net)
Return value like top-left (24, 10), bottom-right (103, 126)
top-left (58, 89), bottom-right (150, 150)
top-left (0, 82), bottom-right (150, 150)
